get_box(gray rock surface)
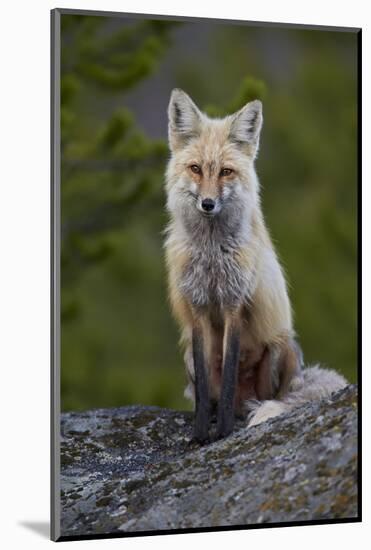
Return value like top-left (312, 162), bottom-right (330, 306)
top-left (60, 385), bottom-right (358, 537)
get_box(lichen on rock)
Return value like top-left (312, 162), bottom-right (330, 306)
top-left (60, 385), bottom-right (358, 537)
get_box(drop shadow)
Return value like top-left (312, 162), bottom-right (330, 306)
top-left (18, 521), bottom-right (50, 539)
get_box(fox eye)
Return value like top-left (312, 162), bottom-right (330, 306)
top-left (190, 164), bottom-right (201, 174)
top-left (220, 168), bottom-right (233, 177)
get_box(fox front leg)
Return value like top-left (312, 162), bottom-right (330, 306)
top-left (216, 315), bottom-right (241, 439)
top-left (192, 326), bottom-right (210, 443)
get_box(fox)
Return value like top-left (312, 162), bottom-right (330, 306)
top-left (164, 88), bottom-right (347, 443)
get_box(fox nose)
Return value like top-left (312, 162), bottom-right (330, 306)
top-left (201, 198), bottom-right (215, 212)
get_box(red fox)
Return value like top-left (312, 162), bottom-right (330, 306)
top-left (164, 89), bottom-right (347, 442)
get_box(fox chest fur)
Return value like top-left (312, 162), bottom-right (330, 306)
top-left (177, 212), bottom-right (253, 311)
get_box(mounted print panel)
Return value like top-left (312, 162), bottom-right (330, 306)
top-left (51, 8), bottom-right (361, 542)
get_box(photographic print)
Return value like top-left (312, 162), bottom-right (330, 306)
top-left (51, 8), bottom-right (361, 541)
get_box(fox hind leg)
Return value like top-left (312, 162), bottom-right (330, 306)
top-left (276, 338), bottom-right (303, 399)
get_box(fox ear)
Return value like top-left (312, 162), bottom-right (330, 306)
top-left (229, 100), bottom-right (263, 158)
top-left (168, 89), bottom-right (202, 151)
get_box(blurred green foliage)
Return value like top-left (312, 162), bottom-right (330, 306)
top-left (60, 15), bottom-right (358, 412)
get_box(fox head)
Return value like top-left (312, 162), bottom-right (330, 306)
top-left (165, 88), bottom-right (263, 222)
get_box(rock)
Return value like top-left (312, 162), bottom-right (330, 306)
top-left (60, 385), bottom-right (358, 537)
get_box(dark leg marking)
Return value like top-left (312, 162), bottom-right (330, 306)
top-left (216, 327), bottom-right (240, 439)
top-left (192, 328), bottom-right (210, 443)
top-left (210, 399), bottom-right (218, 423)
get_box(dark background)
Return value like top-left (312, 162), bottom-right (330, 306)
top-left (60, 13), bottom-right (358, 412)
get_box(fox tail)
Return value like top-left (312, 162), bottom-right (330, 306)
top-left (246, 364), bottom-right (348, 427)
